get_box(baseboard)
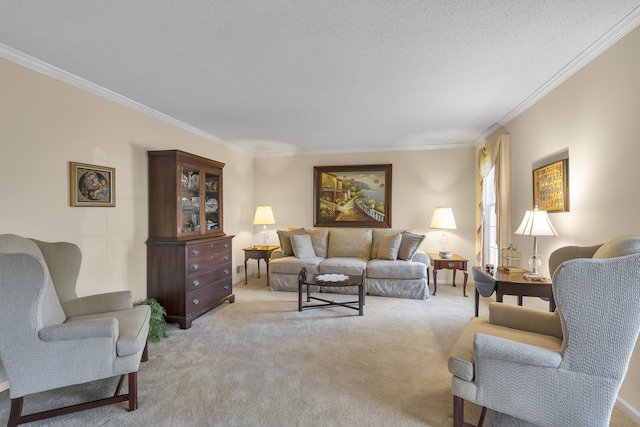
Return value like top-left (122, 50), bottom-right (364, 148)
top-left (0, 381), bottom-right (8, 393)
top-left (616, 397), bottom-right (640, 424)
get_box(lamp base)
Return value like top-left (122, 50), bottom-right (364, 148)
top-left (439, 251), bottom-right (453, 259)
top-left (523, 272), bottom-right (546, 281)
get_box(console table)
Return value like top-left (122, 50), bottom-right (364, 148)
top-left (427, 253), bottom-right (469, 296)
top-left (243, 245), bottom-right (279, 285)
top-left (472, 266), bottom-right (554, 317)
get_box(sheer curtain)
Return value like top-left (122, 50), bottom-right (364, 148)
top-left (476, 134), bottom-right (511, 265)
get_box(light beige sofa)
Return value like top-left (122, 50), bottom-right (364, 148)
top-left (268, 227), bottom-right (431, 299)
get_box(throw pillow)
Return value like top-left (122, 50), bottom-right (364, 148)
top-left (593, 235), bottom-right (640, 259)
top-left (397, 231), bottom-right (425, 261)
top-left (277, 228), bottom-right (305, 256)
top-left (290, 234), bottom-right (316, 259)
top-left (377, 233), bottom-right (402, 260)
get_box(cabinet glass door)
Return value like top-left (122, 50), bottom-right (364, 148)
top-left (204, 171), bottom-right (221, 232)
top-left (180, 166), bottom-right (201, 235)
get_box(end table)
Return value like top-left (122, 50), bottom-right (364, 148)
top-left (427, 253), bottom-right (469, 296)
top-left (243, 246), bottom-right (279, 285)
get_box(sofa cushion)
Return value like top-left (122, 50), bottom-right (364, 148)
top-left (291, 234), bottom-right (316, 258)
top-left (268, 256), bottom-right (323, 275)
top-left (319, 257), bottom-right (368, 276)
top-left (371, 229), bottom-right (416, 258)
top-left (593, 235), bottom-right (640, 259)
top-left (0, 234), bottom-right (67, 327)
top-left (306, 228), bottom-right (330, 258)
top-left (277, 228), bottom-right (305, 256)
top-left (398, 231), bottom-right (426, 260)
top-left (366, 259), bottom-right (427, 279)
top-left (376, 233), bottom-right (402, 260)
top-left (327, 228), bottom-right (373, 259)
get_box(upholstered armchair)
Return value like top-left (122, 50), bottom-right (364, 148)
top-left (449, 236), bottom-right (640, 426)
top-left (0, 234), bottom-right (151, 426)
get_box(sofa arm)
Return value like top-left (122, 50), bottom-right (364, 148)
top-left (270, 249), bottom-right (285, 260)
top-left (411, 250), bottom-right (430, 266)
top-left (62, 291), bottom-right (133, 317)
top-left (489, 303), bottom-right (563, 339)
top-left (39, 318), bottom-right (118, 341)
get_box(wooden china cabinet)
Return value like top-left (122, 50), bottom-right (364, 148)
top-left (146, 150), bottom-right (234, 329)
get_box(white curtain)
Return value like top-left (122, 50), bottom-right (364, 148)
top-left (476, 134), bottom-right (511, 265)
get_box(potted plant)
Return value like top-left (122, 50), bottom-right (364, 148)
top-left (136, 297), bottom-right (168, 342)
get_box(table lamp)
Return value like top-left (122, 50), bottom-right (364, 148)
top-left (430, 207), bottom-right (457, 259)
top-left (515, 207), bottom-right (558, 280)
top-left (253, 206), bottom-right (276, 247)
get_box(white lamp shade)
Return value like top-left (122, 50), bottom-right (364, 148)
top-left (430, 207), bottom-right (457, 229)
top-left (515, 208), bottom-right (557, 236)
top-left (253, 206), bottom-right (276, 225)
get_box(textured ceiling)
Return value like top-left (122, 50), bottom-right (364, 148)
top-left (1, 1), bottom-right (640, 156)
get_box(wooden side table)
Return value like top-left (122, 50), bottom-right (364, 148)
top-left (243, 246), bottom-right (279, 285)
top-left (427, 253), bottom-right (469, 296)
top-left (472, 266), bottom-right (554, 317)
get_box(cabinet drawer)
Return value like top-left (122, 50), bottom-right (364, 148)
top-left (187, 239), bottom-right (230, 259)
top-left (186, 282), bottom-right (233, 317)
top-left (186, 269), bottom-right (216, 293)
top-left (440, 261), bottom-right (465, 270)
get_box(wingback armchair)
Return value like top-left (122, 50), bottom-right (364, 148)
top-left (0, 234), bottom-right (151, 426)
top-left (448, 235), bottom-right (640, 426)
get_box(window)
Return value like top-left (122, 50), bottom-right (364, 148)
top-left (482, 166), bottom-right (498, 267)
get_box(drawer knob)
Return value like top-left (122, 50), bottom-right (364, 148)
top-left (193, 298), bottom-right (199, 305)
top-left (224, 285), bottom-right (230, 291)
top-left (192, 280), bottom-right (199, 287)
top-left (224, 269), bottom-right (230, 275)
top-left (192, 264), bottom-right (199, 271)
top-left (224, 244), bottom-right (229, 248)
top-left (223, 256), bottom-right (229, 261)
top-left (448, 263), bottom-right (455, 268)
top-left (192, 249), bottom-right (199, 256)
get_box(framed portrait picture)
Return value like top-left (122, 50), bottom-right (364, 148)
top-left (313, 164), bottom-right (392, 228)
top-left (69, 162), bottom-right (115, 207)
top-left (533, 159), bottom-right (569, 213)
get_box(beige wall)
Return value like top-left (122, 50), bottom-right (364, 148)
top-left (504, 25), bottom-right (640, 416)
top-left (252, 149), bottom-right (477, 264)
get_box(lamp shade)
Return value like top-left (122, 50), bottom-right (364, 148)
top-left (430, 207), bottom-right (457, 230)
top-left (515, 207), bottom-right (557, 236)
top-left (253, 206), bottom-right (276, 225)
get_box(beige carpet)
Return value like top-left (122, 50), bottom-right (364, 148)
top-left (0, 277), bottom-right (637, 426)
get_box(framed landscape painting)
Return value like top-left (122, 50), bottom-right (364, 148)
top-left (313, 164), bottom-right (392, 228)
top-left (69, 162), bottom-right (116, 207)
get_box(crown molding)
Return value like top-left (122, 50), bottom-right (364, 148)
top-left (0, 43), bottom-right (250, 155)
top-left (497, 5), bottom-right (640, 126)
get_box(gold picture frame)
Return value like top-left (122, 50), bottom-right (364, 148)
top-left (69, 162), bottom-right (116, 207)
top-left (533, 159), bottom-right (569, 213)
top-left (313, 164), bottom-right (392, 228)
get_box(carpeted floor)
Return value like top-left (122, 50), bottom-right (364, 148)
top-left (1, 277), bottom-right (637, 426)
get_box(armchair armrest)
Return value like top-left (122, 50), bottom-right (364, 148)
top-left (270, 249), bottom-right (285, 260)
top-left (474, 333), bottom-right (562, 368)
top-left (489, 303), bottom-right (563, 339)
top-left (62, 290), bottom-right (133, 317)
top-left (39, 318), bottom-right (118, 341)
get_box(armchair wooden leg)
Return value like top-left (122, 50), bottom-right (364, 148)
top-left (141, 341), bottom-right (149, 362)
top-left (128, 371), bottom-right (138, 411)
top-left (453, 395), bottom-right (485, 427)
top-left (8, 397), bottom-right (23, 427)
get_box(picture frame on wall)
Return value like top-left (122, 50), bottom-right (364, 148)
top-left (69, 162), bottom-right (116, 207)
top-left (533, 159), bottom-right (569, 213)
top-left (313, 164), bottom-right (392, 228)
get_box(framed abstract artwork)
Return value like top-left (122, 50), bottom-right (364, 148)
top-left (313, 164), bottom-right (392, 227)
top-left (533, 159), bottom-right (569, 213)
top-left (69, 162), bottom-right (116, 207)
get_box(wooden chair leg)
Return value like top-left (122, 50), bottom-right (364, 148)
top-left (128, 371), bottom-right (138, 411)
top-left (141, 341), bottom-right (149, 362)
top-left (453, 395), bottom-right (484, 427)
top-left (8, 397), bottom-right (23, 427)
